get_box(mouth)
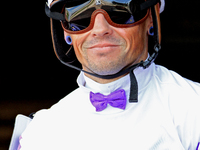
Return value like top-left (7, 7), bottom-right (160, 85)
top-left (88, 43), bottom-right (120, 51)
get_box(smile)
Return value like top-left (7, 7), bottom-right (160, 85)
top-left (88, 43), bottom-right (120, 50)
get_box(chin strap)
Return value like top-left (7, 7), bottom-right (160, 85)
top-left (143, 3), bottom-right (161, 69)
top-left (129, 4), bottom-right (161, 103)
top-left (59, 58), bottom-right (143, 103)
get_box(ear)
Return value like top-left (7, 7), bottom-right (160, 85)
top-left (64, 31), bottom-right (73, 45)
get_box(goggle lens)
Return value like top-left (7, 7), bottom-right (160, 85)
top-left (61, 0), bottom-right (148, 33)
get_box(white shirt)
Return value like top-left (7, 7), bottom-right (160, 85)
top-left (19, 63), bottom-right (200, 150)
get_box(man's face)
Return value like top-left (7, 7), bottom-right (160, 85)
top-left (64, 12), bottom-right (152, 77)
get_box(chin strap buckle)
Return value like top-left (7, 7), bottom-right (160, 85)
top-left (142, 43), bottom-right (161, 69)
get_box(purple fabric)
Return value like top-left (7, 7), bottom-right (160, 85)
top-left (90, 89), bottom-right (127, 112)
top-left (197, 142), bottom-right (200, 150)
top-left (17, 136), bottom-right (22, 150)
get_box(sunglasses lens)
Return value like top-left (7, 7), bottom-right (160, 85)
top-left (104, 6), bottom-right (147, 25)
top-left (105, 9), bottom-right (132, 24)
top-left (62, 7), bottom-right (95, 31)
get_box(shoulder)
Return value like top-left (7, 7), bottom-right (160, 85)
top-left (50, 87), bottom-right (90, 113)
top-left (20, 87), bottom-right (88, 149)
top-left (152, 64), bottom-right (200, 149)
top-left (22, 86), bottom-right (89, 130)
top-left (153, 64), bottom-right (200, 97)
top-left (151, 64), bottom-right (200, 125)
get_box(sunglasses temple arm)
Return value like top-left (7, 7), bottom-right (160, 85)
top-left (45, 4), bottom-right (65, 21)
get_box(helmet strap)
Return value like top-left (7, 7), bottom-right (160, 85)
top-left (143, 4), bottom-right (161, 68)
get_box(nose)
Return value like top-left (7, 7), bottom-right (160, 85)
top-left (91, 13), bottom-right (113, 37)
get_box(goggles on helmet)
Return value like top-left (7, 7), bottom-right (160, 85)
top-left (61, 0), bottom-right (149, 34)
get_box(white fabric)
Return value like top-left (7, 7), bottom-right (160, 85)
top-left (160, 0), bottom-right (165, 13)
top-left (9, 115), bottom-right (32, 150)
top-left (47, 0), bottom-right (165, 13)
top-left (19, 63), bottom-right (200, 150)
top-left (47, 0), bottom-right (53, 7)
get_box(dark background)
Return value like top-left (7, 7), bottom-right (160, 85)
top-left (1, 0), bottom-right (200, 149)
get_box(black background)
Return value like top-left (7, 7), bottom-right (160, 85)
top-left (1, 0), bottom-right (200, 149)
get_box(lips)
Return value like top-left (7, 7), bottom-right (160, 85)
top-left (88, 43), bottom-right (120, 50)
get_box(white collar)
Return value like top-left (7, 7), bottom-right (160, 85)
top-left (77, 54), bottom-right (152, 93)
top-left (77, 62), bottom-right (155, 98)
top-left (76, 62), bottom-right (155, 113)
top-left (84, 73), bottom-right (130, 95)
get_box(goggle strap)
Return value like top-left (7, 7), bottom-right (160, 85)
top-left (140, 0), bottom-right (160, 11)
top-left (45, 4), bottom-right (65, 21)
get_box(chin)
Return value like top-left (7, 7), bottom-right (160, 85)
top-left (89, 64), bottom-right (125, 76)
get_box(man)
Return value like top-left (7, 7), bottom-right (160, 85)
top-left (18, 0), bottom-right (200, 149)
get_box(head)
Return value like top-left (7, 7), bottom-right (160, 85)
top-left (64, 9), bottom-right (159, 83)
top-left (46, 0), bottom-right (164, 83)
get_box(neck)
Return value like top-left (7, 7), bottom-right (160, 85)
top-left (83, 52), bottom-right (148, 84)
top-left (84, 72), bottom-right (129, 84)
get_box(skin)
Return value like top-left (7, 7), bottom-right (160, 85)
top-left (64, 9), bottom-right (155, 84)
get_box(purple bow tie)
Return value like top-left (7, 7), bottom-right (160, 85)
top-left (90, 89), bottom-right (127, 112)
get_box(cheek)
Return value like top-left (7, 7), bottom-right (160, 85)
top-left (116, 27), bottom-right (140, 51)
top-left (71, 34), bottom-right (91, 66)
top-left (115, 26), bottom-right (147, 63)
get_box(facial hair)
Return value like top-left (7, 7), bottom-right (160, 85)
top-left (82, 35), bottom-right (127, 75)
